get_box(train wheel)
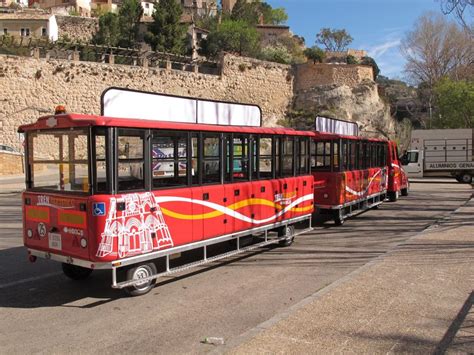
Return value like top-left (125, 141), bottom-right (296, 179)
top-left (124, 262), bottom-right (157, 297)
top-left (278, 224), bottom-right (295, 247)
top-left (333, 209), bottom-right (344, 226)
top-left (388, 191), bottom-right (398, 202)
top-left (62, 263), bottom-right (93, 281)
top-left (459, 173), bottom-right (472, 184)
top-left (401, 188), bottom-right (408, 196)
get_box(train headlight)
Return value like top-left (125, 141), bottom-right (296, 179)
top-left (80, 238), bottom-right (87, 248)
top-left (27, 229), bottom-right (33, 238)
top-left (324, 193), bottom-right (329, 199)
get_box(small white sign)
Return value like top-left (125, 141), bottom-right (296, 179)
top-left (48, 233), bottom-right (62, 251)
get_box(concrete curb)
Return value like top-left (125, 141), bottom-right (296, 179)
top-left (216, 192), bottom-right (473, 354)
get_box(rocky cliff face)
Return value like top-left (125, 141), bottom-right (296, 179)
top-left (293, 80), bottom-right (400, 140)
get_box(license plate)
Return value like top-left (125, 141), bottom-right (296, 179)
top-left (48, 233), bottom-right (62, 250)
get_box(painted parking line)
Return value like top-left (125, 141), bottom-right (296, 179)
top-left (0, 272), bottom-right (62, 290)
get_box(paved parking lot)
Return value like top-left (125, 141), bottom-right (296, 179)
top-left (0, 181), bottom-right (471, 354)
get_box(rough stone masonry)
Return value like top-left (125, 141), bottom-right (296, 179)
top-left (0, 54), bottom-right (293, 154)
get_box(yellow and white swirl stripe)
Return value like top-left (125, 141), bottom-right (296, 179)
top-left (154, 194), bottom-right (314, 224)
top-left (345, 169), bottom-right (382, 197)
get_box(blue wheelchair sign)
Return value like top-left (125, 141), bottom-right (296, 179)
top-left (93, 202), bottom-right (106, 216)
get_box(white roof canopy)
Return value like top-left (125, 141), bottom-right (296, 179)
top-left (101, 88), bottom-right (262, 127)
top-left (315, 116), bottom-right (359, 136)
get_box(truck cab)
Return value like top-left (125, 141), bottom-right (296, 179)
top-left (401, 150), bottom-right (423, 178)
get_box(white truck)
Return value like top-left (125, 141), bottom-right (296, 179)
top-left (401, 129), bottom-right (473, 184)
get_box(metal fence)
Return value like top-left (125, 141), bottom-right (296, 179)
top-left (0, 36), bottom-right (221, 76)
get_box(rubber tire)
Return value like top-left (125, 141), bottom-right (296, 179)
top-left (62, 263), bottom-right (93, 281)
top-left (278, 224), bottom-right (295, 247)
top-left (459, 173), bottom-right (472, 184)
top-left (388, 191), bottom-right (398, 202)
top-left (124, 262), bottom-right (157, 297)
top-left (401, 188), bottom-right (408, 196)
top-left (333, 209), bottom-right (344, 226)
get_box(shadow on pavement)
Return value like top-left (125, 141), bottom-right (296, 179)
top-left (434, 291), bottom-right (474, 354)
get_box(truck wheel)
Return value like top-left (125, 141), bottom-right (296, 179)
top-left (124, 262), bottom-right (157, 297)
top-left (278, 224), bottom-right (295, 247)
top-left (388, 191), bottom-right (398, 202)
top-left (459, 173), bottom-right (472, 184)
top-left (401, 188), bottom-right (408, 196)
top-left (62, 263), bottom-right (93, 280)
top-left (333, 208), bottom-right (345, 226)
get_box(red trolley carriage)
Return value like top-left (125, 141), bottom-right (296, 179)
top-left (311, 132), bottom-right (391, 225)
top-left (387, 140), bottom-right (409, 202)
top-left (19, 111), bottom-right (314, 295)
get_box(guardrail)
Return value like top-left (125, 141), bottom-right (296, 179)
top-left (0, 36), bottom-right (221, 76)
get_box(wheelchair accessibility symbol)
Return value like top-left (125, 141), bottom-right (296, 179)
top-left (93, 202), bottom-right (106, 216)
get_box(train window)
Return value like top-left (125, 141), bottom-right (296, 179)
top-left (359, 141), bottom-right (367, 170)
top-left (275, 137), bottom-right (281, 177)
top-left (203, 135), bottom-right (221, 184)
top-left (313, 141), bottom-right (331, 171)
top-left (152, 133), bottom-right (188, 188)
top-left (282, 137), bottom-right (294, 177)
top-left (297, 137), bottom-right (309, 175)
top-left (191, 134), bottom-right (199, 185)
top-left (349, 140), bottom-right (357, 170)
top-left (333, 141), bottom-right (340, 171)
top-left (118, 129), bottom-right (145, 191)
top-left (341, 140), bottom-right (348, 171)
top-left (230, 135), bottom-right (250, 182)
top-left (259, 136), bottom-right (273, 179)
top-left (369, 143), bottom-right (374, 168)
top-left (94, 128), bottom-right (108, 193)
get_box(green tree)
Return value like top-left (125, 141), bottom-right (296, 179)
top-left (270, 7), bottom-right (288, 25)
top-left (231, 0), bottom-right (260, 24)
top-left (117, 0), bottom-right (143, 48)
top-left (346, 54), bottom-right (358, 64)
top-left (433, 78), bottom-right (474, 128)
top-left (303, 46), bottom-right (325, 63)
top-left (145, 0), bottom-right (187, 53)
top-left (259, 45), bottom-right (292, 64)
top-left (92, 12), bottom-right (120, 46)
top-left (316, 28), bottom-right (353, 51)
top-left (199, 19), bottom-right (260, 58)
top-left (231, 0), bottom-right (287, 25)
top-left (361, 56), bottom-right (380, 79)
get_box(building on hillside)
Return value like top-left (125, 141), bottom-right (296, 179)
top-left (35, 0), bottom-right (91, 17)
top-left (187, 23), bottom-right (208, 59)
top-left (324, 49), bottom-right (367, 63)
top-left (0, 0), bottom-right (28, 8)
top-left (255, 24), bottom-right (291, 47)
top-left (178, 0), bottom-right (217, 18)
top-left (0, 9), bottom-right (58, 40)
top-left (90, 0), bottom-right (119, 14)
top-left (141, 0), bottom-right (154, 17)
top-left (221, 0), bottom-right (251, 13)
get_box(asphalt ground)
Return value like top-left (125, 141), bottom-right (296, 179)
top-left (0, 181), bottom-right (471, 354)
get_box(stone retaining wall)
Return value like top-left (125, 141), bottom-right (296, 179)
top-left (0, 53), bottom-right (293, 157)
top-left (0, 151), bottom-right (24, 176)
top-left (295, 63), bottom-right (374, 92)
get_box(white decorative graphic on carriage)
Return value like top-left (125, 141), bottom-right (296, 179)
top-left (97, 192), bottom-right (174, 258)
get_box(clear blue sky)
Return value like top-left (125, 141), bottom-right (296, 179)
top-left (265, 0), bottom-right (444, 79)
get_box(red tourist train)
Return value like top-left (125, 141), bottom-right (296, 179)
top-left (20, 113), bottom-right (314, 295)
top-left (19, 90), bottom-right (408, 296)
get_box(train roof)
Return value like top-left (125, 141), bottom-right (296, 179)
top-left (18, 113), bottom-right (314, 136)
top-left (312, 130), bottom-right (387, 142)
top-left (18, 114), bottom-right (388, 142)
